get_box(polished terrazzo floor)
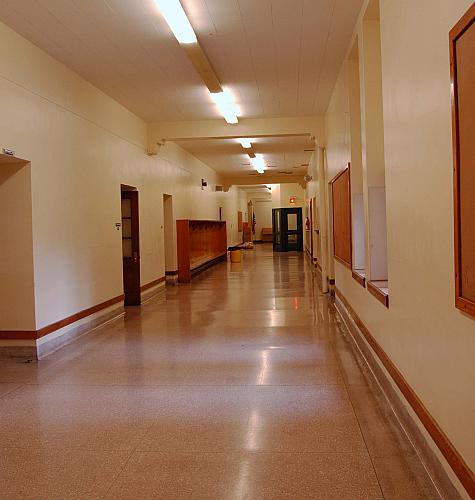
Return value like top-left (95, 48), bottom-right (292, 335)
top-left (0, 246), bottom-right (440, 499)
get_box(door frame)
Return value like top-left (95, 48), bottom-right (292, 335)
top-left (121, 187), bottom-right (141, 306)
top-left (272, 207), bottom-right (303, 252)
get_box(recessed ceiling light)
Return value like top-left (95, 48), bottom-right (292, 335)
top-left (210, 89), bottom-right (239, 124)
top-left (155, 0), bottom-right (197, 44)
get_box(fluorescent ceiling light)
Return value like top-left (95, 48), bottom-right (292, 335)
top-left (238, 138), bottom-right (252, 148)
top-left (251, 154), bottom-right (266, 174)
top-left (210, 89), bottom-right (239, 124)
top-left (155, 0), bottom-right (197, 44)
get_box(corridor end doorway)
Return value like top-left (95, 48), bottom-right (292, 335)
top-left (162, 194), bottom-right (175, 283)
top-left (272, 207), bottom-right (303, 252)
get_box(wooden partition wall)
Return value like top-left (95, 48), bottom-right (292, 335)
top-left (450, 4), bottom-right (475, 318)
top-left (331, 165), bottom-right (352, 268)
top-left (176, 220), bottom-right (227, 283)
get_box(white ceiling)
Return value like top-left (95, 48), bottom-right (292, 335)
top-left (0, 0), bottom-right (364, 122)
top-left (175, 135), bottom-right (314, 176)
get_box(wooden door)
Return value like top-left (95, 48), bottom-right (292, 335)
top-left (121, 190), bottom-right (141, 305)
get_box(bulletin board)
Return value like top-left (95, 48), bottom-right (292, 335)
top-left (331, 165), bottom-right (352, 268)
top-left (450, 4), bottom-right (475, 318)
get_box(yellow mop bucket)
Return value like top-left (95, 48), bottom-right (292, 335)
top-left (229, 246), bottom-right (242, 263)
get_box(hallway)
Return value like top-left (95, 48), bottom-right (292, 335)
top-left (0, 247), bottom-right (438, 499)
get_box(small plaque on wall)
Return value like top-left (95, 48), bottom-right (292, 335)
top-left (450, 4), bottom-right (475, 318)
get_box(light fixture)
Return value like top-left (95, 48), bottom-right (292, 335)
top-left (210, 89), bottom-right (239, 124)
top-left (155, 0), bottom-right (197, 44)
top-left (238, 138), bottom-right (252, 149)
top-left (251, 155), bottom-right (266, 174)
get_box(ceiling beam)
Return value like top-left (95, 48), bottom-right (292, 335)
top-left (222, 174), bottom-right (306, 191)
top-left (147, 116), bottom-right (323, 154)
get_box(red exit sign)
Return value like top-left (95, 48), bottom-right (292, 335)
top-left (289, 196), bottom-right (297, 205)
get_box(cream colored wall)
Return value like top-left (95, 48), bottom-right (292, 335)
top-left (252, 198), bottom-right (273, 240)
top-left (0, 20), bottom-right (246, 331)
top-left (0, 159), bottom-right (35, 330)
top-left (278, 183), bottom-right (305, 208)
top-left (310, 0), bottom-right (475, 493)
top-left (220, 185), bottom-right (248, 246)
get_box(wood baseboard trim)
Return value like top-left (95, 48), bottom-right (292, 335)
top-left (335, 286), bottom-right (475, 498)
top-left (165, 270), bottom-right (178, 276)
top-left (0, 330), bottom-right (37, 340)
top-left (0, 294), bottom-right (125, 341)
top-left (141, 276), bottom-right (166, 291)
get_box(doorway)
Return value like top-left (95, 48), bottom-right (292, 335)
top-left (0, 154), bottom-right (35, 331)
top-left (163, 194), bottom-right (174, 278)
top-left (272, 207), bottom-right (303, 252)
top-left (121, 187), bottom-right (141, 305)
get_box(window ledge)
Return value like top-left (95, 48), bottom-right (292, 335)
top-left (367, 280), bottom-right (389, 308)
top-left (352, 269), bottom-right (366, 287)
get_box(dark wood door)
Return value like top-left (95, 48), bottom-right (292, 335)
top-left (121, 190), bottom-right (141, 306)
top-left (282, 207), bottom-right (303, 252)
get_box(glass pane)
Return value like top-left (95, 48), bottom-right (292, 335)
top-left (122, 238), bottom-right (132, 258)
top-left (287, 213), bottom-right (297, 230)
top-left (122, 218), bottom-right (132, 238)
top-left (288, 234), bottom-right (298, 243)
top-left (274, 211), bottom-right (280, 244)
top-left (121, 199), bottom-right (131, 217)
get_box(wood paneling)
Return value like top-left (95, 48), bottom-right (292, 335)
top-left (335, 287), bottom-right (475, 498)
top-left (450, 3), bottom-right (475, 318)
top-left (176, 220), bottom-right (227, 283)
top-left (331, 165), bottom-right (352, 268)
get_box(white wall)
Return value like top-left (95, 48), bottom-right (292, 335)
top-left (308, 0), bottom-right (475, 494)
top-left (0, 20), bottom-right (246, 331)
top-left (253, 199), bottom-right (273, 239)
